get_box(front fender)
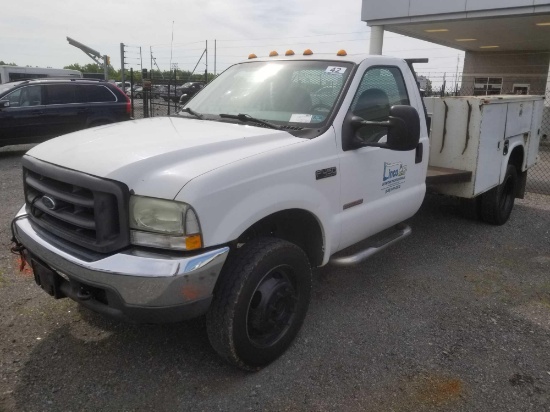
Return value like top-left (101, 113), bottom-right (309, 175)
top-left (193, 182), bottom-right (337, 265)
top-left (176, 133), bottom-right (342, 265)
top-left (217, 183), bottom-right (329, 249)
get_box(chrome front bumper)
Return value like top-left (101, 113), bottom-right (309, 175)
top-left (13, 206), bottom-right (229, 323)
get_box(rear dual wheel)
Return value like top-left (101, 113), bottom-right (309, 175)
top-left (480, 164), bottom-right (518, 225)
top-left (206, 237), bottom-right (312, 371)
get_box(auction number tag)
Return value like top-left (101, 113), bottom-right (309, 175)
top-left (290, 114), bottom-right (313, 123)
top-left (325, 66), bottom-right (347, 74)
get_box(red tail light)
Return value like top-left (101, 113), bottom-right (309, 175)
top-left (112, 84), bottom-right (131, 114)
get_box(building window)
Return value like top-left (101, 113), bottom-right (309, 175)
top-left (474, 77), bottom-right (502, 96)
top-left (512, 84), bottom-right (530, 95)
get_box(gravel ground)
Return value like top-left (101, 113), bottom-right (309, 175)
top-left (1, 143), bottom-right (549, 412)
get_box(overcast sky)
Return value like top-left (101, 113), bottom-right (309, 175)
top-left (1, 0), bottom-right (464, 85)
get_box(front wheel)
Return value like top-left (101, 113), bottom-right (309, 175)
top-left (206, 237), bottom-right (312, 370)
top-left (480, 164), bottom-right (518, 225)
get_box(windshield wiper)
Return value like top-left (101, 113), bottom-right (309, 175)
top-left (219, 113), bottom-right (282, 131)
top-left (180, 107), bottom-right (204, 120)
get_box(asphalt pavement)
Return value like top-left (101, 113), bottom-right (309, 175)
top-left (1, 143), bottom-right (549, 411)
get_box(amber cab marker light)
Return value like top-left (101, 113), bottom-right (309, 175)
top-left (337, 49), bottom-right (347, 56)
top-left (425, 29), bottom-right (449, 33)
top-left (303, 49), bottom-right (313, 55)
top-left (248, 53), bottom-right (257, 59)
top-left (285, 50), bottom-right (295, 56)
top-left (480, 45), bottom-right (499, 49)
top-left (269, 50), bottom-right (279, 57)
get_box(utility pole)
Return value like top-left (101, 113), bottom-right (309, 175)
top-left (120, 43), bottom-right (125, 87)
top-left (66, 37), bottom-right (110, 80)
top-left (205, 40), bottom-right (208, 83)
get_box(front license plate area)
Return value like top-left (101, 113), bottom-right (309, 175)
top-left (32, 259), bottom-right (66, 299)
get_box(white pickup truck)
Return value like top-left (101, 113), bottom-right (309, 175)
top-left (11, 52), bottom-right (543, 370)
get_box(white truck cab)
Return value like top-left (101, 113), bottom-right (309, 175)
top-left (11, 52), bottom-right (542, 370)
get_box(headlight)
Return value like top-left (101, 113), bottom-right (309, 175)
top-left (129, 196), bottom-right (202, 251)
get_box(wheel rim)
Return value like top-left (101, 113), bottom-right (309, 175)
top-left (499, 174), bottom-right (515, 215)
top-left (246, 265), bottom-right (298, 348)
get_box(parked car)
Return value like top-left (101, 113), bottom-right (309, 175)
top-left (0, 79), bottom-right (131, 147)
top-left (115, 81), bottom-right (131, 90)
top-left (160, 82), bottom-right (205, 102)
top-left (128, 85), bottom-right (162, 99)
top-left (127, 86), bottom-right (143, 98)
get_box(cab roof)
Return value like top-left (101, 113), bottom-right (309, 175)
top-left (242, 53), bottom-right (406, 66)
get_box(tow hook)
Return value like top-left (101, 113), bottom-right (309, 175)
top-left (77, 288), bottom-right (93, 301)
top-left (10, 242), bottom-right (28, 271)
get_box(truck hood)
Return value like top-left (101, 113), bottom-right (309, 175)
top-left (26, 117), bottom-right (304, 198)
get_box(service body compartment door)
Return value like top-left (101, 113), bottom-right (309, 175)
top-left (473, 103), bottom-right (507, 195)
top-left (505, 101), bottom-right (533, 138)
top-left (527, 99), bottom-right (544, 168)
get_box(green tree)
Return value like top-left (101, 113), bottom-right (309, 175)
top-left (64, 63), bottom-right (123, 81)
top-left (0, 61), bottom-right (17, 66)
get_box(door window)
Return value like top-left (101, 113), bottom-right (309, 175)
top-left (350, 66), bottom-right (409, 142)
top-left (4, 86), bottom-right (43, 107)
top-left (45, 85), bottom-right (77, 105)
top-left (77, 85), bottom-right (117, 102)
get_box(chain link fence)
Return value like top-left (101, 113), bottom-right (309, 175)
top-left (127, 70), bottom-right (205, 120)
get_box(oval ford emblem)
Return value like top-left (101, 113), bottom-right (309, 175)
top-left (42, 196), bottom-right (57, 210)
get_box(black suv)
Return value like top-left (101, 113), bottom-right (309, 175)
top-left (0, 79), bottom-right (131, 147)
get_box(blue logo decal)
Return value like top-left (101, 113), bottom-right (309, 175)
top-left (381, 162), bottom-right (407, 193)
top-left (383, 162), bottom-right (407, 182)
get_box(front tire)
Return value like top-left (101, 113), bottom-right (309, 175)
top-left (206, 237), bottom-right (312, 370)
top-left (480, 164), bottom-right (518, 225)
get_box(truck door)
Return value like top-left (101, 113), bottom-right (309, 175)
top-left (337, 64), bottom-right (427, 250)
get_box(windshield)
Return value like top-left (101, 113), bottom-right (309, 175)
top-left (184, 60), bottom-right (353, 128)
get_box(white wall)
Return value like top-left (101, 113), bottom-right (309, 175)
top-left (362, 0), bottom-right (550, 23)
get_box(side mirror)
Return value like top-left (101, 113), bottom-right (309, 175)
top-left (346, 105), bottom-right (420, 151)
top-left (0, 100), bottom-right (10, 109)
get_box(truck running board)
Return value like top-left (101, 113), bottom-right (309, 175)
top-left (330, 223), bottom-right (412, 267)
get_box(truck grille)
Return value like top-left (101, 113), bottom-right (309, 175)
top-left (22, 156), bottom-right (130, 254)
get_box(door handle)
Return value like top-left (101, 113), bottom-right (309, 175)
top-left (31, 110), bottom-right (44, 115)
top-left (415, 143), bottom-right (423, 164)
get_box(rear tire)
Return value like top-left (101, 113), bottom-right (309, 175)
top-left (480, 164), bottom-right (518, 225)
top-left (206, 237), bottom-right (312, 371)
top-left (459, 197), bottom-right (481, 220)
